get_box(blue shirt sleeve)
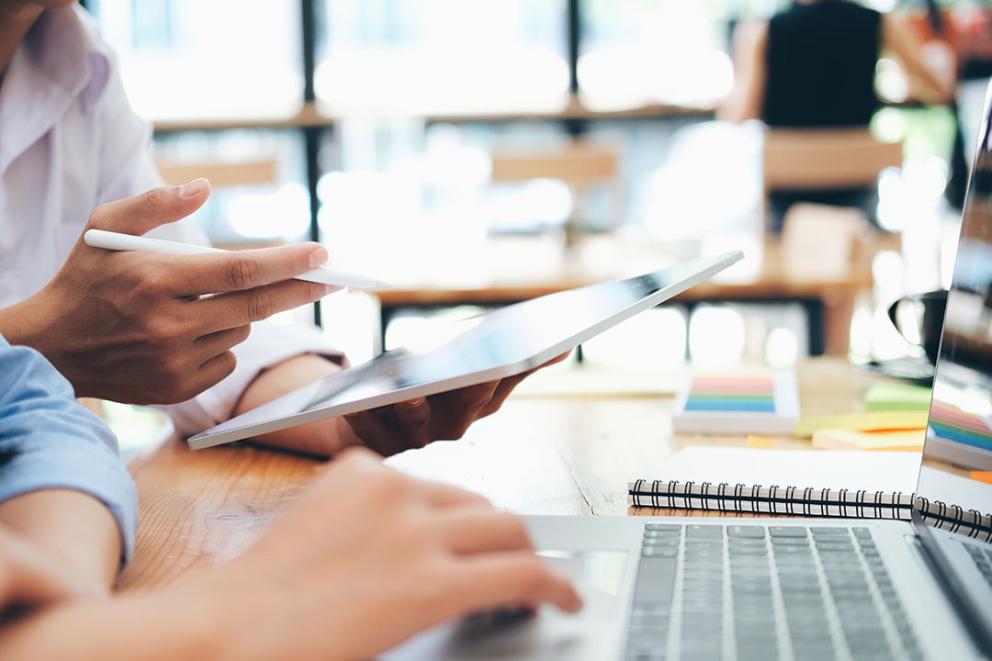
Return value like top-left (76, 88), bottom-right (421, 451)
top-left (0, 335), bottom-right (137, 564)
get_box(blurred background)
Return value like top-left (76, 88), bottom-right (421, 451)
top-left (79, 0), bottom-right (992, 441)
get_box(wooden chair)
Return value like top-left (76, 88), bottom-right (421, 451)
top-left (488, 141), bottom-right (622, 247)
top-left (155, 158), bottom-right (279, 189)
top-left (155, 157), bottom-right (282, 249)
top-left (763, 128), bottom-right (904, 260)
top-left (762, 128), bottom-right (902, 192)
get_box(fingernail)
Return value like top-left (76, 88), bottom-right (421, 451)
top-left (309, 245), bottom-right (329, 269)
top-left (179, 178), bottom-right (209, 198)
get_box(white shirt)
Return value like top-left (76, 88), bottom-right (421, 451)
top-left (0, 7), bottom-right (338, 435)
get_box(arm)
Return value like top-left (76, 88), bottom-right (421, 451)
top-left (718, 20), bottom-right (768, 123)
top-left (0, 491), bottom-right (119, 598)
top-left (0, 338), bottom-right (135, 596)
top-left (0, 449), bottom-right (579, 661)
top-left (882, 13), bottom-right (955, 103)
top-left (83, 36), bottom-right (348, 436)
top-left (0, 588), bottom-right (225, 661)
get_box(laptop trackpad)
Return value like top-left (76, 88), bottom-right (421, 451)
top-left (384, 550), bottom-right (629, 660)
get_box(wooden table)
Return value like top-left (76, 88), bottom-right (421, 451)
top-left (118, 359), bottom-right (881, 591)
top-left (371, 235), bottom-right (872, 357)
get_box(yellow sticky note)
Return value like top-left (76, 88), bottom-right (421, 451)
top-left (746, 435), bottom-right (775, 449)
top-left (794, 411), bottom-right (928, 439)
top-left (812, 429), bottom-right (925, 452)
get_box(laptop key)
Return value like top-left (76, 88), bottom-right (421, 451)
top-left (811, 526), bottom-right (849, 535)
top-left (632, 557), bottom-right (679, 606)
top-left (769, 526), bottom-right (807, 537)
top-left (770, 536), bottom-right (809, 546)
top-left (728, 525), bottom-right (766, 539)
top-left (685, 524), bottom-right (724, 539)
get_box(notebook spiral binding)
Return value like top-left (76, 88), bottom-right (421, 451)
top-left (628, 479), bottom-right (992, 543)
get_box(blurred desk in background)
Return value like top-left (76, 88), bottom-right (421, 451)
top-left (151, 97), bottom-right (717, 133)
top-left (371, 235), bottom-right (872, 357)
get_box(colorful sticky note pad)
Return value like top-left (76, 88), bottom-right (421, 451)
top-left (673, 369), bottom-right (800, 435)
top-left (929, 402), bottom-right (992, 452)
top-left (684, 375), bottom-right (776, 412)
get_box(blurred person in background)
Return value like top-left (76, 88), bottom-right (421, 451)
top-left (720, 0), bottom-right (955, 233)
top-left (0, 0), bottom-right (551, 459)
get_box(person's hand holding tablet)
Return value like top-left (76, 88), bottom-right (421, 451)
top-left (234, 352), bottom-right (570, 457)
top-left (341, 352), bottom-right (571, 455)
top-left (0, 179), bottom-right (333, 405)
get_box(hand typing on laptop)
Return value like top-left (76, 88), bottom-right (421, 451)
top-left (0, 449), bottom-right (581, 659)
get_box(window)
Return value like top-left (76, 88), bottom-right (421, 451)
top-left (91, 0), bottom-right (303, 120)
top-left (316, 0), bottom-right (568, 115)
top-left (579, 0), bottom-right (736, 110)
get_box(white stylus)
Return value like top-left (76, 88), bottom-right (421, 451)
top-left (83, 229), bottom-right (391, 291)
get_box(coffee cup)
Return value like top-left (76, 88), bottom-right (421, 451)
top-left (887, 290), bottom-right (948, 365)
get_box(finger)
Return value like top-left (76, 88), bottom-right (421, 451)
top-left (88, 179), bottom-right (211, 236)
top-left (342, 409), bottom-right (397, 456)
top-left (447, 553), bottom-right (583, 617)
top-left (478, 352), bottom-right (572, 418)
top-left (193, 351), bottom-right (238, 392)
top-left (194, 325), bottom-right (252, 360)
top-left (167, 243), bottom-right (330, 297)
top-left (193, 279), bottom-right (332, 333)
top-left (478, 373), bottom-right (531, 418)
top-left (544, 351), bottom-right (572, 367)
top-left (394, 397), bottom-right (432, 449)
top-left (437, 509), bottom-right (533, 555)
top-left (431, 381), bottom-right (500, 440)
top-left (419, 481), bottom-right (491, 509)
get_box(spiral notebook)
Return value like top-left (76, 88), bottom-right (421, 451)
top-left (628, 448), bottom-right (992, 537)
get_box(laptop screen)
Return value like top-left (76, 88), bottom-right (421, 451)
top-left (914, 91), bottom-right (992, 540)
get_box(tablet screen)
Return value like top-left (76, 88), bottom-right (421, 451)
top-left (189, 251), bottom-right (742, 449)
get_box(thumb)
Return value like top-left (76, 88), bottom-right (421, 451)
top-left (87, 178), bottom-right (211, 235)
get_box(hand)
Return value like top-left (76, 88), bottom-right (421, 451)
top-left (205, 448), bottom-right (581, 661)
top-left (0, 527), bottom-right (91, 618)
top-left (342, 352), bottom-right (571, 455)
top-left (0, 179), bottom-right (335, 404)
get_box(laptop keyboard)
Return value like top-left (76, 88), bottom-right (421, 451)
top-left (625, 524), bottom-right (922, 661)
top-left (962, 542), bottom-right (992, 590)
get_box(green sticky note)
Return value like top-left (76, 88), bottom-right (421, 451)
top-left (864, 382), bottom-right (933, 412)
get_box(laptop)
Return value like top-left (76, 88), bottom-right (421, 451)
top-left (384, 96), bottom-right (992, 659)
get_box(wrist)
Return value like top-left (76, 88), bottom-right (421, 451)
top-left (162, 569), bottom-right (259, 661)
top-left (0, 293), bottom-right (49, 349)
top-left (239, 354), bottom-right (362, 457)
top-left (199, 555), bottom-right (376, 661)
top-left (0, 289), bottom-right (89, 394)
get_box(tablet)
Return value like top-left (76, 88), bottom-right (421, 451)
top-left (188, 251), bottom-right (743, 449)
